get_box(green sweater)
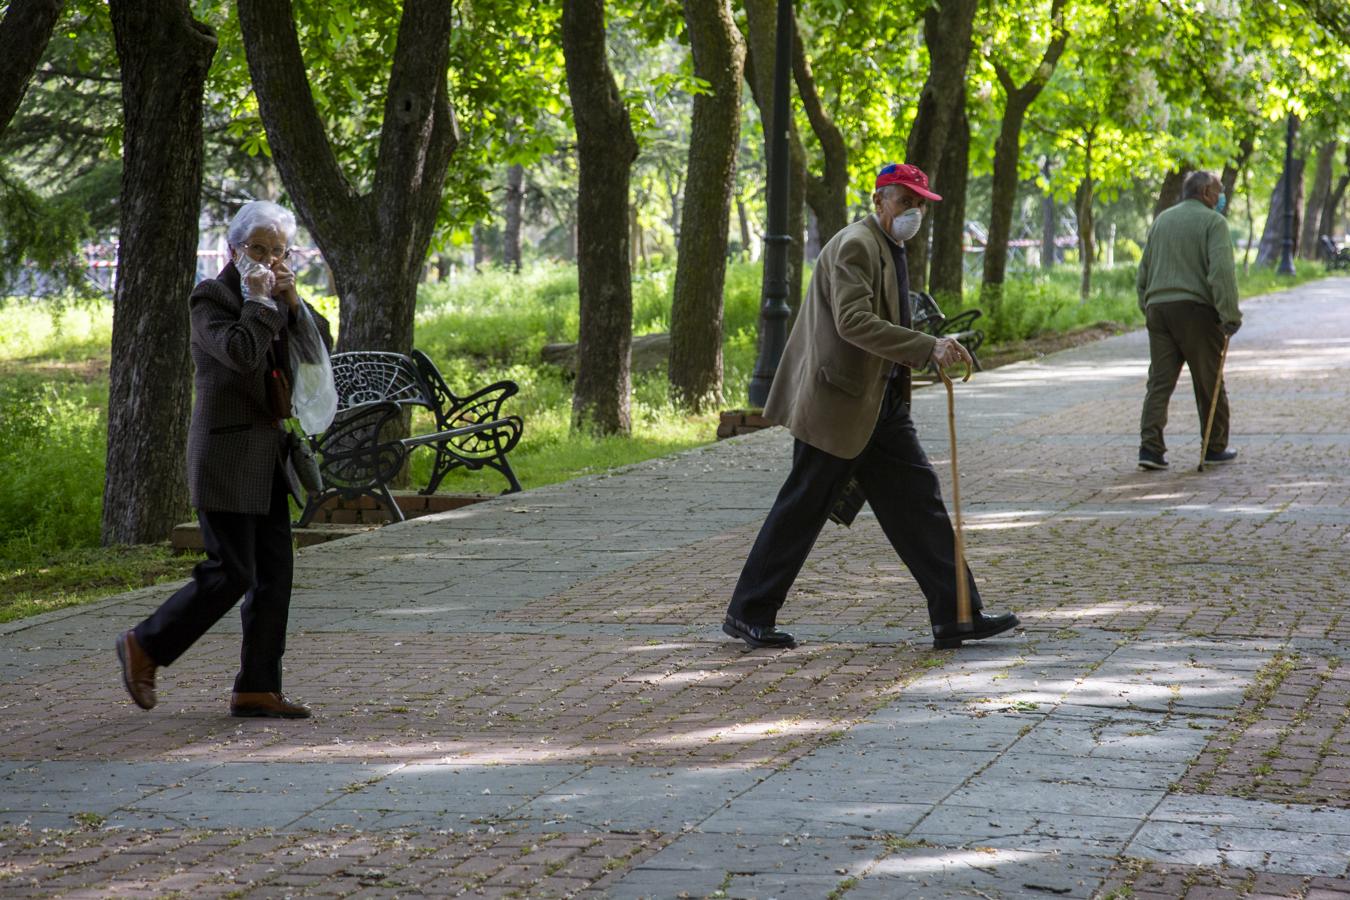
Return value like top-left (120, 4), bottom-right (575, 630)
top-left (1136, 198), bottom-right (1241, 328)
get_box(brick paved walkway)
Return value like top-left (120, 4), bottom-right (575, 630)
top-left (3, 277), bottom-right (1350, 898)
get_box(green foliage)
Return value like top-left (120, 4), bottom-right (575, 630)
top-left (953, 266), bottom-right (1142, 344)
top-left (0, 301), bottom-right (113, 360)
top-left (0, 166), bottom-right (94, 299)
top-left (0, 370), bottom-right (107, 558)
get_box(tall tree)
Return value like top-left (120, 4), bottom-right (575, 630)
top-left (905, 0), bottom-right (979, 292)
top-left (928, 109), bottom-right (969, 298)
top-left (237, 0), bottom-right (458, 353)
top-left (980, 0), bottom-right (1068, 310)
top-left (561, 0), bottom-right (638, 434)
top-left (1151, 165), bottom-right (1192, 218)
top-left (0, 0), bottom-right (64, 134)
top-left (1257, 156), bottom-right (1304, 266)
top-left (791, 19), bottom-right (848, 245)
top-left (101, 0), bottom-right (216, 544)
top-left (669, 0), bottom-right (745, 412)
top-left (1318, 144), bottom-right (1350, 242)
top-left (741, 0), bottom-right (806, 313)
top-left (1299, 138), bottom-right (1336, 257)
top-left (1040, 158), bottom-right (1057, 269)
top-left (503, 162), bottom-right (524, 272)
top-left (1073, 129), bottom-right (1096, 300)
top-left (1220, 134), bottom-right (1255, 205)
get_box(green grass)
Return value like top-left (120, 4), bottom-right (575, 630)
top-left (0, 257), bottom-right (1335, 622)
top-left (0, 358), bottom-right (202, 623)
top-left (0, 543), bottom-right (197, 624)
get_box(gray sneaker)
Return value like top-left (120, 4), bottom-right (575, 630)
top-left (1138, 448), bottom-right (1168, 470)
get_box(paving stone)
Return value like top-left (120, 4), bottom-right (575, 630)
top-left (909, 804), bottom-right (1142, 855)
top-left (852, 847), bottom-right (1116, 899)
top-left (512, 765), bottom-right (768, 832)
top-left (698, 796), bottom-right (933, 837)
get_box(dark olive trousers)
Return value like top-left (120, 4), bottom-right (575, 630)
top-left (1140, 301), bottom-right (1229, 456)
top-left (726, 384), bottom-right (980, 631)
top-left (134, 465), bottom-right (294, 693)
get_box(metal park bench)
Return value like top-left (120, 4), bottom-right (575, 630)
top-left (910, 290), bottom-right (985, 372)
top-left (1319, 235), bottom-right (1350, 271)
top-left (297, 350), bottom-right (523, 526)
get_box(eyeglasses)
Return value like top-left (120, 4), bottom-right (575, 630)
top-left (240, 242), bottom-right (292, 262)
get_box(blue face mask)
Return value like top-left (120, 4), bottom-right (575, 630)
top-left (1215, 193), bottom-right (1227, 214)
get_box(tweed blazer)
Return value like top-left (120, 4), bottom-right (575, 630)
top-left (763, 216), bottom-right (938, 459)
top-left (186, 265), bottom-right (325, 514)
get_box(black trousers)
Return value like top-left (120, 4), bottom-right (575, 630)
top-left (1140, 301), bottom-right (1229, 456)
top-left (727, 385), bottom-right (981, 630)
top-left (134, 465), bottom-right (295, 693)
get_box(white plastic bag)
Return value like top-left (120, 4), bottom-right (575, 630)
top-left (290, 304), bottom-right (337, 435)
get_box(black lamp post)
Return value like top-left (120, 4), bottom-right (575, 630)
top-left (747, 0), bottom-right (794, 408)
top-left (1277, 111), bottom-right (1296, 276)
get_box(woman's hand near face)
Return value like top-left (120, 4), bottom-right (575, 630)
top-left (271, 261), bottom-right (299, 310)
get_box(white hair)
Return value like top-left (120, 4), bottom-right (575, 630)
top-left (226, 200), bottom-right (297, 247)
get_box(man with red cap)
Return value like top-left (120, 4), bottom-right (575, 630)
top-left (722, 163), bottom-right (1019, 651)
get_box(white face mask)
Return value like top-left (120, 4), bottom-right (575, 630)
top-left (235, 250), bottom-right (265, 277)
top-left (891, 207), bottom-right (923, 242)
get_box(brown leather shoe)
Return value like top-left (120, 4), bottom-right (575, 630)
top-left (229, 692), bottom-right (312, 719)
top-left (116, 630), bottom-right (157, 710)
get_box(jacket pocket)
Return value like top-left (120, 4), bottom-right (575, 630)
top-left (208, 423), bottom-right (251, 435)
top-left (818, 365), bottom-right (864, 397)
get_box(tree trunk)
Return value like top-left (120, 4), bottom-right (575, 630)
top-left (981, 103), bottom-right (1031, 314)
top-left (1220, 133), bottom-right (1254, 206)
top-left (742, 0), bottom-right (806, 314)
top-left (980, 0), bottom-right (1067, 310)
top-left (1041, 157), bottom-right (1056, 270)
top-left (472, 222), bottom-right (488, 271)
top-left (503, 162), bottom-right (524, 272)
top-left (562, 0), bottom-right (638, 435)
top-left (792, 17), bottom-right (848, 245)
top-left (102, 0), bottom-right (216, 545)
top-left (1257, 157), bottom-right (1304, 266)
top-left (737, 195), bottom-right (752, 259)
top-left (0, 0), bottom-right (64, 135)
top-left (238, 0), bottom-right (458, 354)
top-left (1152, 166), bottom-right (1191, 218)
top-left (1075, 138), bottom-right (1094, 300)
top-left (804, 208), bottom-right (821, 260)
top-left (1318, 146), bottom-right (1350, 243)
top-left (665, 169), bottom-right (684, 252)
top-left (1300, 140), bottom-right (1336, 258)
top-left (904, 0), bottom-right (979, 292)
top-left (669, 0), bottom-right (743, 413)
top-left (929, 108), bottom-right (969, 299)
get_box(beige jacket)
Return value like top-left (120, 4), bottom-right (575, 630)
top-left (763, 216), bottom-right (937, 459)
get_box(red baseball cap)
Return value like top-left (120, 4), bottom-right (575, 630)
top-left (875, 162), bottom-right (942, 201)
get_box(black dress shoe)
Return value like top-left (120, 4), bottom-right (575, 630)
top-left (932, 611), bottom-right (1020, 649)
top-left (723, 614), bottom-right (797, 649)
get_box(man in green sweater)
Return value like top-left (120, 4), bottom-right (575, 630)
top-left (1136, 169), bottom-right (1241, 470)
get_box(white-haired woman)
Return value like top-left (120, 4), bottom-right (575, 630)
top-left (116, 200), bottom-right (330, 719)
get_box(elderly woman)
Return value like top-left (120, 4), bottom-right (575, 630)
top-left (116, 200), bottom-right (330, 719)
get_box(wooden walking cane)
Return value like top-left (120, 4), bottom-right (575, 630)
top-left (938, 361), bottom-right (974, 627)
top-left (1197, 335), bottom-right (1230, 473)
